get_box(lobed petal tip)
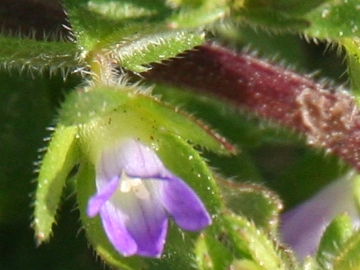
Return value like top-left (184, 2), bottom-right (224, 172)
top-left (160, 175), bottom-right (212, 232)
top-left (86, 176), bottom-right (120, 217)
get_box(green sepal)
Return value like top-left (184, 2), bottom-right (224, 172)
top-left (75, 160), bottom-right (142, 270)
top-left (332, 230), bottom-right (360, 269)
top-left (217, 179), bottom-right (282, 232)
top-left (34, 124), bottom-right (79, 243)
top-left (60, 85), bottom-right (235, 156)
top-left (353, 174), bottom-right (360, 212)
top-left (230, 259), bottom-right (264, 270)
top-left (59, 86), bottom-right (134, 126)
top-left (129, 91), bottom-right (236, 155)
top-left (195, 233), bottom-right (233, 270)
top-left (223, 213), bottom-right (298, 270)
top-left (156, 131), bottom-right (223, 216)
top-left (316, 214), bottom-right (353, 268)
top-left (302, 257), bottom-right (321, 270)
top-left (146, 223), bottom-right (207, 269)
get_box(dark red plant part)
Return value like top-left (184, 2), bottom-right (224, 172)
top-left (0, 0), bottom-right (68, 40)
top-left (142, 43), bottom-right (360, 171)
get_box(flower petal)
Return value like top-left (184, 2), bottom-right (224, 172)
top-left (114, 138), bottom-right (167, 178)
top-left (108, 179), bottom-right (168, 257)
top-left (159, 176), bottom-right (211, 231)
top-left (99, 201), bottom-right (138, 256)
top-left (87, 176), bottom-right (119, 217)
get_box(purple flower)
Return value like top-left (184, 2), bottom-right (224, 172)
top-left (87, 138), bottom-right (211, 258)
top-left (280, 171), bottom-right (360, 261)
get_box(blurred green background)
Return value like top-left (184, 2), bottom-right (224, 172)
top-left (0, 1), bottom-right (349, 269)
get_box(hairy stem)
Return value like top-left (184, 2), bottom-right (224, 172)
top-left (143, 43), bottom-right (360, 171)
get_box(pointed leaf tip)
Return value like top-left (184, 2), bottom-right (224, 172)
top-left (34, 125), bottom-right (78, 243)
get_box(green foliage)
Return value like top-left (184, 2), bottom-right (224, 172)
top-left (230, 0), bottom-right (319, 31)
top-left (34, 125), bottom-right (79, 243)
top-left (195, 233), bottom-right (234, 270)
top-left (304, 0), bottom-right (360, 39)
top-left (0, 35), bottom-right (80, 74)
top-left (62, 0), bottom-right (208, 73)
top-left (342, 37), bottom-right (360, 104)
top-left (2, 0), bottom-right (360, 269)
top-left (218, 180), bottom-right (282, 232)
top-left (110, 29), bottom-right (205, 72)
top-left (316, 214), bottom-right (353, 269)
top-left (223, 213), bottom-right (298, 269)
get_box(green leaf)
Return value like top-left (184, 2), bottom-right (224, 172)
top-left (342, 38), bottom-right (360, 105)
top-left (230, 0), bottom-right (325, 31)
top-left (0, 35), bottom-right (80, 74)
top-left (223, 213), bottom-right (298, 270)
top-left (195, 233), bottom-right (234, 270)
top-left (87, 0), bottom-right (168, 20)
top-left (167, 6), bottom-right (228, 28)
top-left (229, 0), bottom-right (360, 38)
top-left (353, 174), bottom-right (360, 211)
top-left (304, 0), bottom-right (360, 39)
top-left (316, 214), bottom-right (353, 268)
top-left (333, 230), bottom-right (360, 270)
top-left (230, 259), bottom-right (264, 270)
top-left (234, 11), bottom-right (308, 32)
top-left (34, 124), bottom-right (79, 243)
top-left (218, 179), bottom-right (282, 232)
top-left (63, 0), bottom-right (205, 72)
top-left (157, 132), bottom-right (224, 215)
top-left (302, 257), bottom-right (321, 270)
top-left (109, 29), bottom-right (205, 72)
top-left (239, 0), bottom-right (328, 15)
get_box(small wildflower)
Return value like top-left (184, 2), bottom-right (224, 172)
top-left (87, 138), bottom-right (212, 258)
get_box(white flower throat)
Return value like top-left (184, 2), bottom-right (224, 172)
top-left (119, 171), bottom-right (150, 200)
